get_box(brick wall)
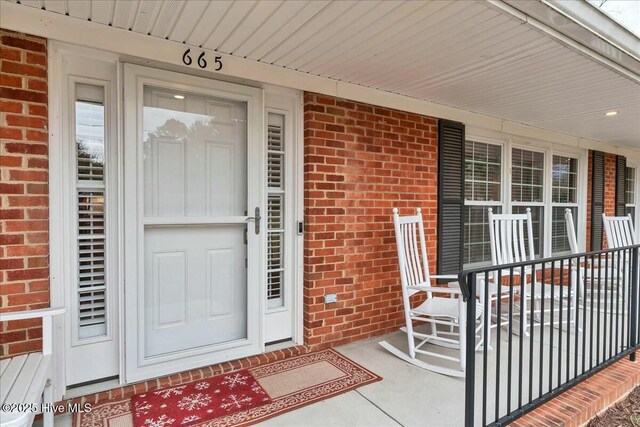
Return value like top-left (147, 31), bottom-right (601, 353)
top-left (0, 30), bottom-right (49, 357)
top-left (303, 93), bottom-right (438, 347)
top-left (585, 151), bottom-right (617, 251)
top-left (603, 153), bottom-right (617, 220)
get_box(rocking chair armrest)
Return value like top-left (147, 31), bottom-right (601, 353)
top-left (407, 285), bottom-right (462, 296)
top-left (431, 274), bottom-right (458, 280)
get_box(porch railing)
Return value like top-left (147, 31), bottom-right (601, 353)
top-left (459, 244), bottom-right (640, 426)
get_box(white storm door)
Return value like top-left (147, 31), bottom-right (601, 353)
top-left (124, 64), bottom-right (264, 383)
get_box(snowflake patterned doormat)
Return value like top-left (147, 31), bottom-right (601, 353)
top-left (74, 349), bottom-right (382, 427)
top-left (131, 369), bottom-right (269, 427)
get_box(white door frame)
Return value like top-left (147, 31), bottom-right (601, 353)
top-left (123, 63), bottom-right (265, 383)
top-left (49, 42), bottom-right (304, 399)
top-left (48, 42), bottom-right (122, 397)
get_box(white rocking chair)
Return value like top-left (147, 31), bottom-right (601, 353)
top-left (379, 208), bottom-right (483, 378)
top-left (603, 213), bottom-right (639, 304)
top-left (603, 213), bottom-right (638, 249)
top-left (488, 208), bottom-right (576, 336)
top-left (566, 209), bottom-right (617, 310)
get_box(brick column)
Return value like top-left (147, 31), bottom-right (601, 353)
top-left (0, 30), bottom-right (49, 357)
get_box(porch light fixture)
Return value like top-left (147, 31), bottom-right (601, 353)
top-left (174, 95), bottom-right (185, 99)
top-left (605, 111), bottom-right (618, 116)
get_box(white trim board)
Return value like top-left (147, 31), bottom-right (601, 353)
top-left (48, 42), bottom-right (122, 399)
top-left (2, 2), bottom-right (639, 160)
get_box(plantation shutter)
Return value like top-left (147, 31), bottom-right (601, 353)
top-left (267, 113), bottom-right (285, 308)
top-left (437, 120), bottom-right (465, 276)
top-left (615, 155), bottom-right (627, 216)
top-left (590, 151), bottom-right (605, 250)
top-left (75, 84), bottom-right (108, 339)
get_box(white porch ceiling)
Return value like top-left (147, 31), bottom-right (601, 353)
top-left (5, 0), bottom-right (640, 149)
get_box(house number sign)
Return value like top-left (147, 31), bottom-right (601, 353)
top-left (182, 49), bottom-right (223, 71)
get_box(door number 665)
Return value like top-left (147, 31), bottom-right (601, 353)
top-left (182, 49), bottom-right (223, 71)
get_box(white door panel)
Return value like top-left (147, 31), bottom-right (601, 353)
top-left (144, 226), bottom-right (247, 357)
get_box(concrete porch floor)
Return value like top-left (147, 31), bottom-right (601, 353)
top-left (46, 310), bottom-right (630, 427)
top-left (45, 328), bottom-right (471, 427)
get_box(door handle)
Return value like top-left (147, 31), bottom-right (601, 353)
top-left (246, 207), bottom-right (261, 235)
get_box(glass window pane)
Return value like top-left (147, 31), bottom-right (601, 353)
top-left (75, 83), bottom-right (107, 340)
top-left (512, 206), bottom-right (544, 257)
top-left (76, 87), bottom-right (105, 181)
top-left (465, 140), bottom-right (502, 202)
top-left (552, 207), bottom-right (576, 254)
top-left (512, 148), bottom-right (544, 203)
top-left (626, 207), bottom-right (636, 224)
top-left (626, 167), bottom-right (636, 205)
top-left (142, 86), bottom-right (248, 217)
top-left (464, 205), bottom-right (502, 264)
top-left (552, 155), bottom-right (578, 204)
top-left (464, 140), bottom-right (503, 265)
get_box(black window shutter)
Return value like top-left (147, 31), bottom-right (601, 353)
top-left (437, 120), bottom-right (465, 276)
top-left (615, 155), bottom-right (627, 216)
top-left (591, 151), bottom-right (605, 250)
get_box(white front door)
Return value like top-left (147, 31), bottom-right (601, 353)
top-left (124, 64), bottom-right (264, 382)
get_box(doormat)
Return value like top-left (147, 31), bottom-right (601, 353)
top-left (74, 349), bottom-right (382, 427)
top-left (131, 369), bottom-right (270, 427)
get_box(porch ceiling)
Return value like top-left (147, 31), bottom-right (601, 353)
top-left (6, 0), bottom-right (640, 149)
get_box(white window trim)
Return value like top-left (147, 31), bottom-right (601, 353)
top-left (463, 137), bottom-right (507, 268)
top-left (464, 133), bottom-right (588, 267)
top-left (70, 78), bottom-right (112, 346)
top-left (510, 143), bottom-right (548, 257)
top-left (627, 161), bottom-right (640, 239)
top-left (264, 85), bottom-right (305, 344)
top-left (545, 154), bottom-right (588, 255)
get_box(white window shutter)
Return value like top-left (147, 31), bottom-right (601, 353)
top-left (75, 85), bottom-right (108, 339)
top-left (266, 113), bottom-right (285, 309)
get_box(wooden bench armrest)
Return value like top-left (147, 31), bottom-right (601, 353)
top-left (0, 307), bottom-right (65, 322)
top-left (0, 308), bottom-right (65, 356)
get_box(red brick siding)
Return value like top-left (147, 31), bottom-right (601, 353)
top-left (586, 151), bottom-right (617, 251)
top-left (303, 92), bottom-right (438, 347)
top-left (0, 30), bottom-right (49, 358)
top-left (511, 350), bottom-right (640, 426)
top-left (603, 153), bottom-right (617, 225)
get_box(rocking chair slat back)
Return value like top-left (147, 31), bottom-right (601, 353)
top-left (393, 209), bottom-right (431, 296)
top-left (488, 208), bottom-right (536, 266)
top-left (603, 214), bottom-right (637, 248)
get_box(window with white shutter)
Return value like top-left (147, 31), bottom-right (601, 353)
top-left (75, 83), bottom-right (108, 339)
top-left (267, 113), bottom-right (285, 309)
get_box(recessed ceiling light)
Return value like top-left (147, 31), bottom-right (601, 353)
top-left (174, 95), bottom-right (185, 99)
top-left (605, 111), bottom-right (618, 116)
